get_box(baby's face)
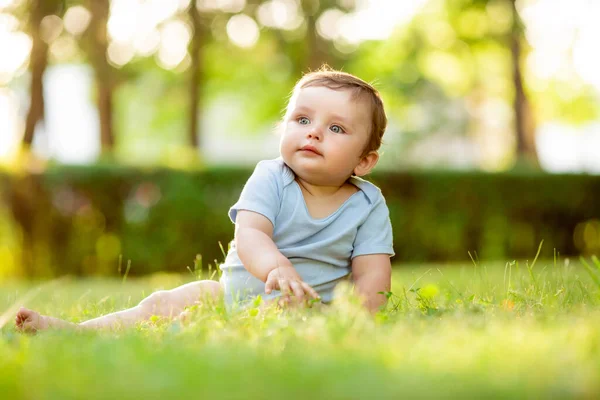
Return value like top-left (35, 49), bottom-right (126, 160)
top-left (279, 86), bottom-right (372, 186)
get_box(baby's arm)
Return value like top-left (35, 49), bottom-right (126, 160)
top-left (235, 210), bottom-right (289, 281)
top-left (351, 254), bottom-right (392, 314)
top-left (235, 210), bottom-right (319, 302)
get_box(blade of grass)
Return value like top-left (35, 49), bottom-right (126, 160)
top-left (527, 240), bottom-right (544, 286)
top-left (468, 251), bottom-right (479, 279)
top-left (592, 255), bottom-right (600, 272)
top-left (407, 268), bottom-right (432, 292)
top-left (218, 242), bottom-right (227, 259)
top-left (530, 240), bottom-right (544, 271)
top-left (437, 268), bottom-right (464, 301)
top-left (580, 256), bottom-right (600, 289)
top-left (122, 259), bottom-right (132, 284)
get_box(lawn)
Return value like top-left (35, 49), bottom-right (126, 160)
top-left (1, 256), bottom-right (600, 399)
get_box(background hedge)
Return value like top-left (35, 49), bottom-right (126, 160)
top-left (1, 164), bottom-right (599, 277)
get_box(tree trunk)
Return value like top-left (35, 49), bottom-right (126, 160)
top-left (305, 14), bottom-right (327, 71)
top-left (301, 0), bottom-right (329, 71)
top-left (23, 0), bottom-right (52, 147)
top-left (88, 0), bottom-right (115, 152)
top-left (509, 0), bottom-right (539, 168)
top-left (188, 0), bottom-right (202, 149)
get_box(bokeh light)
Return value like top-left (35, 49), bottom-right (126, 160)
top-left (0, 0), bottom-right (16, 8)
top-left (108, 8), bottom-right (137, 43)
top-left (226, 14), bottom-right (259, 48)
top-left (156, 19), bottom-right (191, 69)
top-left (0, 25), bottom-right (31, 83)
top-left (316, 9), bottom-right (344, 40)
top-left (107, 41), bottom-right (135, 67)
top-left (63, 6), bottom-right (92, 36)
top-left (0, 0), bottom-right (598, 175)
top-left (49, 35), bottom-right (79, 62)
top-left (574, 219), bottom-right (600, 254)
top-left (198, 0), bottom-right (246, 13)
top-left (134, 28), bottom-right (160, 57)
top-left (257, 0), bottom-right (302, 31)
top-left (40, 15), bottom-right (63, 44)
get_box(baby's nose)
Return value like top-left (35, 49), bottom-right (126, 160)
top-left (307, 128), bottom-right (322, 140)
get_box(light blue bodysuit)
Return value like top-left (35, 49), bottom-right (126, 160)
top-left (219, 158), bottom-right (394, 309)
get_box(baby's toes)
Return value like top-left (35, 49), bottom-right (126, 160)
top-left (15, 309), bottom-right (28, 328)
top-left (177, 310), bottom-right (192, 324)
top-left (20, 321), bottom-right (39, 334)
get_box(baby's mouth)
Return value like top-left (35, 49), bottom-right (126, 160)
top-left (299, 145), bottom-right (322, 156)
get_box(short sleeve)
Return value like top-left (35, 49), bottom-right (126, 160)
top-left (228, 160), bottom-right (282, 226)
top-left (351, 194), bottom-right (395, 258)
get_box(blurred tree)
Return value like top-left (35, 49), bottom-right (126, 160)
top-left (348, 0), bottom-right (541, 169)
top-left (507, 0), bottom-right (538, 168)
top-left (301, 0), bottom-right (337, 71)
top-left (87, 0), bottom-right (115, 153)
top-left (22, 0), bottom-right (63, 149)
top-left (200, 0), bottom-right (359, 129)
top-left (188, 0), bottom-right (203, 149)
top-left (280, 0), bottom-right (356, 72)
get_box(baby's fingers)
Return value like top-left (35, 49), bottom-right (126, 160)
top-left (301, 282), bottom-right (320, 300)
top-left (289, 280), bottom-right (306, 302)
top-left (265, 277), bottom-right (277, 294)
top-left (278, 278), bottom-right (292, 297)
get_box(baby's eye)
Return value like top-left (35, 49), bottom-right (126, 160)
top-left (298, 117), bottom-right (310, 125)
top-left (330, 125), bottom-right (345, 134)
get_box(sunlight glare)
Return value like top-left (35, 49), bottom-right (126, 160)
top-left (147, 0), bottom-right (179, 25)
top-left (520, 0), bottom-right (600, 91)
top-left (178, 0), bottom-right (191, 11)
top-left (226, 14), bottom-right (259, 48)
top-left (572, 3), bottom-right (600, 90)
top-left (0, 12), bottom-right (18, 30)
top-left (519, 0), bottom-right (583, 53)
top-left (108, 0), bottom-right (142, 43)
top-left (0, 30), bottom-right (31, 83)
top-left (537, 123), bottom-right (600, 173)
top-left (342, 0), bottom-right (428, 42)
top-left (108, 13), bottom-right (137, 43)
top-left (526, 49), bottom-right (566, 80)
top-left (43, 65), bottom-right (100, 163)
top-left (0, 0), bottom-right (15, 9)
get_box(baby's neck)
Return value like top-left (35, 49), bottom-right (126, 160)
top-left (295, 177), bottom-right (353, 198)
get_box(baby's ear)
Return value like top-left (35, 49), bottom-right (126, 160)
top-left (353, 151), bottom-right (379, 177)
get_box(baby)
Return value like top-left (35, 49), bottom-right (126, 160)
top-left (15, 67), bottom-right (394, 332)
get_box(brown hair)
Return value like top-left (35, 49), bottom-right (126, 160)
top-left (285, 65), bottom-right (387, 157)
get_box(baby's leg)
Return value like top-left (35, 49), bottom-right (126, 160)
top-left (15, 280), bottom-right (222, 332)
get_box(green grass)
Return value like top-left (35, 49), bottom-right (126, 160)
top-left (1, 257), bottom-right (600, 399)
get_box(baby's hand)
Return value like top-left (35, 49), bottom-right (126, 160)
top-left (265, 265), bottom-right (320, 306)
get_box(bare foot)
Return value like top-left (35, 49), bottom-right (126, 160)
top-left (177, 309), bottom-right (192, 325)
top-left (15, 307), bottom-right (50, 333)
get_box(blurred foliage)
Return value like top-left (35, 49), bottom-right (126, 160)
top-left (0, 165), bottom-right (599, 278)
top-left (2, 0), bottom-right (598, 169)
